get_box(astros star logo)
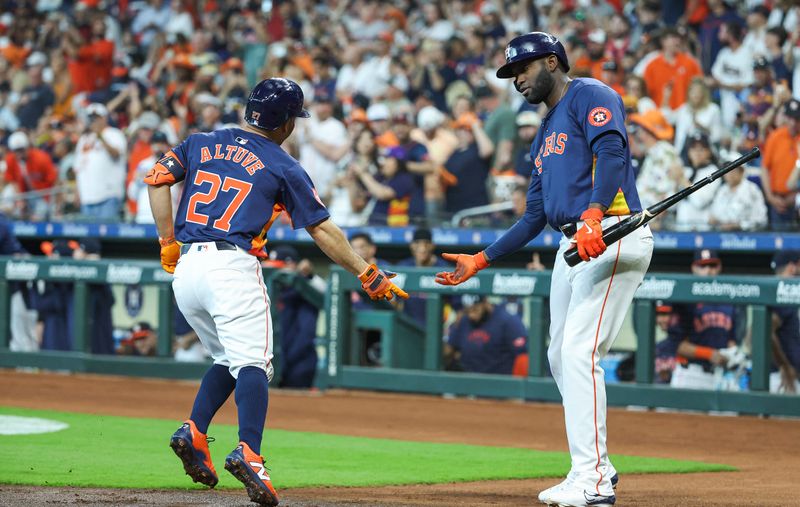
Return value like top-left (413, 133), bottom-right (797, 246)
top-left (588, 107), bottom-right (612, 127)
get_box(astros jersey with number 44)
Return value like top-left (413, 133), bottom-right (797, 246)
top-left (144, 128), bottom-right (329, 253)
top-left (530, 77), bottom-right (642, 228)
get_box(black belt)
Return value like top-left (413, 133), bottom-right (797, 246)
top-left (180, 241), bottom-right (238, 255)
top-left (559, 223), bottom-right (578, 238)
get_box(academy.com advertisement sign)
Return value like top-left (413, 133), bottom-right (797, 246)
top-left (635, 274), bottom-right (778, 304)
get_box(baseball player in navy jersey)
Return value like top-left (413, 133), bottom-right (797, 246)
top-left (145, 77), bottom-right (407, 506)
top-left (435, 32), bottom-right (653, 507)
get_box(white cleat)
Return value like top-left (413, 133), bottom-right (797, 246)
top-left (541, 482), bottom-right (616, 507)
top-left (537, 475), bottom-right (575, 505)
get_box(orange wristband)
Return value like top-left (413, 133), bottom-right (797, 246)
top-left (159, 236), bottom-right (176, 247)
top-left (475, 251), bottom-right (490, 269)
top-left (694, 346), bottom-right (714, 361)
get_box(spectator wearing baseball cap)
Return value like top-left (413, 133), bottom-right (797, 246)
top-left (129, 130), bottom-right (177, 224)
top-left (15, 55), bottom-right (55, 130)
top-left (743, 5), bottom-right (770, 57)
top-left (444, 295), bottom-right (530, 376)
top-left (666, 248), bottom-right (743, 390)
top-left (3, 131), bottom-right (58, 220)
top-left (30, 239), bottom-right (77, 352)
top-left (761, 97), bottom-right (800, 230)
top-left (632, 108), bottom-right (681, 228)
top-left (117, 322), bottom-right (157, 357)
top-left (443, 112), bottom-right (493, 217)
top-left (354, 145), bottom-right (420, 227)
top-left (394, 227), bottom-right (449, 326)
top-left (512, 110), bottom-right (541, 179)
top-left (692, 248), bottom-right (721, 269)
top-left (768, 250), bottom-right (800, 393)
top-left (654, 299), bottom-right (680, 384)
top-left (709, 155), bottom-right (768, 231)
top-left (295, 86), bottom-right (348, 205)
top-left (674, 132), bottom-right (722, 231)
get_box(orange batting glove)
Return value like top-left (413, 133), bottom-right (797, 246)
top-left (435, 251), bottom-right (489, 286)
top-left (572, 208), bottom-right (606, 261)
top-left (159, 236), bottom-right (180, 274)
top-left (358, 264), bottom-right (409, 301)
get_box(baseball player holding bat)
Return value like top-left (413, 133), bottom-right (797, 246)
top-left (436, 32), bottom-right (653, 507)
top-left (145, 77), bottom-right (406, 506)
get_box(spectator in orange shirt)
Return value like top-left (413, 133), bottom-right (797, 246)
top-left (64, 16), bottom-right (114, 94)
top-left (761, 98), bottom-right (800, 230)
top-left (573, 29), bottom-right (609, 81)
top-left (642, 27), bottom-right (703, 109)
top-left (4, 131), bottom-right (58, 220)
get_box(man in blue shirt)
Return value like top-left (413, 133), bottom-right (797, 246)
top-left (445, 295), bottom-right (529, 376)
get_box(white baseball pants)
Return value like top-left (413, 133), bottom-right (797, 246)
top-left (548, 217), bottom-right (653, 495)
top-left (172, 242), bottom-right (273, 379)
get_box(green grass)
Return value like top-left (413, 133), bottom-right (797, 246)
top-left (0, 406), bottom-right (735, 490)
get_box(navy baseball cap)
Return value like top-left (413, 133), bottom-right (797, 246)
top-left (784, 99), bottom-right (800, 120)
top-left (412, 227), bottom-right (433, 242)
top-left (771, 250), bottom-right (800, 270)
top-left (693, 249), bottom-right (721, 266)
top-left (270, 245), bottom-right (299, 263)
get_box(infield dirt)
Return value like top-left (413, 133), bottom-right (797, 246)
top-left (0, 370), bottom-right (797, 506)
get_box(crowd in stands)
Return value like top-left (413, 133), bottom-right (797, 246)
top-left (0, 0), bottom-right (798, 230)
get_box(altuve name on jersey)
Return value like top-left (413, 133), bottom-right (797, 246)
top-left (199, 144), bottom-right (266, 175)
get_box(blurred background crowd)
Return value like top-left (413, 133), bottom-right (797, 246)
top-left (0, 0), bottom-right (799, 230)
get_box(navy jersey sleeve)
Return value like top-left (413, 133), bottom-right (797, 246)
top-left (572, 84), bottom-right (627, 147)
top-left (484, 174), bottom-right (546, 261)
top-left (573, 85), bottom-right (629, 208)
top-left (0, 215), bottom-right (25, 255)
top-left (280, 163), bottom-right (330, 229)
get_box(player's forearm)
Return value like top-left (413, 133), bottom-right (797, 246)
top-left (306, 218), bottom-right (369, 276)
top-left (589, 132), bottom-right (626, 208)
top-left (147, 184), bottom-right (174, 240)
top-left (484, 203), bottom-right (546, 262)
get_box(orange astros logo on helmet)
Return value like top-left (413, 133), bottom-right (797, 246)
top-left (588, 107), bottom-right (612, 127)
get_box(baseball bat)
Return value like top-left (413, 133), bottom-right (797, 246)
top-left (563, 147), bottom-right (761, 267)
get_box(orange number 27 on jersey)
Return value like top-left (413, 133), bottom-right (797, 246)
top-left (185, 170), bottom-right (253, 232)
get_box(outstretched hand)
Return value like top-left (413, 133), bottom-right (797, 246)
top-left (435, 252), bottom-right (489, 286)
top-left (359, 264), bottom-right (409, 301)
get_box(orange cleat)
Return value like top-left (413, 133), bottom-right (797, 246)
top-left (169, 420), bottom-right (218, 488)
top-left (224, 441), bottom-right (279, 506)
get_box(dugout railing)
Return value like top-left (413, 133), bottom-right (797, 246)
top-left (1, 257), bottom-right (798, 417)
top-left (324, 266), bottom-right (800, 417)
top-left (0, 257), bottom-right (325, 382)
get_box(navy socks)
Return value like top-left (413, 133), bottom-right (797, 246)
top-left (190, 363), bottom-right (236, 434)
top-left (235, 366), bottom-right (269, 455)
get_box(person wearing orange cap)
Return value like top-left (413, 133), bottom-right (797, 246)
top-left (443, 112), bottom-right (494, 215)
top-left (629, 108), bottom-right (682, 229)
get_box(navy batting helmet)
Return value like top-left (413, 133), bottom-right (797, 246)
top-left (245, 77), bottom-right (310, 130)
top-left (496, 32), bottom-right (570, 79)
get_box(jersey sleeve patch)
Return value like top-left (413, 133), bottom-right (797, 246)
top-left (588, 107), bottom-right (612, 127)
top-left (143, 150), bottom-right (186, 185)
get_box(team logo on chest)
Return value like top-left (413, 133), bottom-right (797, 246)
top-left (588, 107), bottom-right (612, 127)
top-left (534, 132), bottom-right (568, 173)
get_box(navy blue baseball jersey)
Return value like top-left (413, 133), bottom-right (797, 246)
top-left (145, 127), bottom-right (329, 253)
top-left (526, 78), bottom-right (642, 229)
top-left (668, 303), bottom-right (738, 354)
top-left (769, 306), bottom-right (800, 371)
top-left (446, 306), bottom-right (528, 375)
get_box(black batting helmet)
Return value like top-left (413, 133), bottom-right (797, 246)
top-left (245, 77), bottom-right (310, 130)
top-left (496, 32), bottom-right (570, 79)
